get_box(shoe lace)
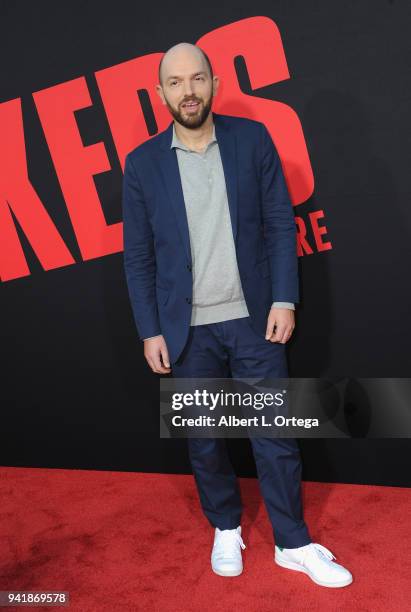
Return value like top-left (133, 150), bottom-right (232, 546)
top-left (214, 529), bottom-right (246, 559)
top-left (302, 543), bottom-right (336, 564)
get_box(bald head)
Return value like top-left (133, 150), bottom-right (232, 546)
top-left (156, 42), bottom-right (218, 130)
top-left (158, 42), bottom-right (213, 87)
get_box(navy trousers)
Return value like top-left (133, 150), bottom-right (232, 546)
top-left (172, 315), bottom-right (312, 549)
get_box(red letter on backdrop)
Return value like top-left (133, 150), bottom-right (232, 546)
top-left (197, 16), bottom-right (314, 206)
top-left (295, 216), bottom-right (314, 256)
top-left (0, 98), bottom-right (75, 281)
top-left (95, 53), bottom-right (172, 170)
top-left (309, 210), bottom-right (332, 251)
top-left (33, 77), bottom-right (122, 260)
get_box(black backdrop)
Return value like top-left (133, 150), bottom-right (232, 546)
top-left (1, 1), bottom-right (410, 486)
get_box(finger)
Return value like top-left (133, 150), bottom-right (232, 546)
top-left (278, 326), bottom-right (290, 343)
top-left (146, 354), bottom-right (167, 374)
top-left (280, 326), bottom-right (294, 344)
top-left (160, 346), bottom-right (171, 368)
top-left (152, 354), bottom-right (171, 374)
top-left (265, 320), bottom-right (276, 340)
top-left (271, 324), bottom-right (286, 343)
top-left (279, 330), bottom-right (290, 344)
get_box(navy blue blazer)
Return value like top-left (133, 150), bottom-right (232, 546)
top-left (122, 112), bottom-right (299, 365)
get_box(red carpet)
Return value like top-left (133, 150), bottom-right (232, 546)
top-left (0, 467), bottom-right (410, 611)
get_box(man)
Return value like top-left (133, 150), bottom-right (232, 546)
top-left (122, 41), bottom-right (352, 588)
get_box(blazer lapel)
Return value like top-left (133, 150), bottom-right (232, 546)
top-left (157, 112), bottom-right (239, 265)
top-left (214, 114), bottom-right (239, 247)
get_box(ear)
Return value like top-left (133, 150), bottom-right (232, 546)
top-left (155, 84), bottom-right (166, 105)
top-left (212, 76), bottom-right (220, 97)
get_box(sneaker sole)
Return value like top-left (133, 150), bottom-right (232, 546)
top-left (274, 555), bottom-right (353, 588)
top-left (212, 565), bottom-right (243, 577)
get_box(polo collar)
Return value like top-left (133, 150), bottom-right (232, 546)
top-left (170, 122), bottom-right (217, 151)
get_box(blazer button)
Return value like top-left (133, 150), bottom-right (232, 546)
top-left (185, 297), bottom-right (192, 304)
top-left (187, 264), bottom-right (192, 271)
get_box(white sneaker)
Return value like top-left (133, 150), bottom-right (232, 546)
top-left (275, 542), bottom-right (353, 588)
top-left (211, 526), bottom-right (246, 577)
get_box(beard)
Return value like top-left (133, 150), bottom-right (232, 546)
top-left (165, 91), bottom-right (213, 129)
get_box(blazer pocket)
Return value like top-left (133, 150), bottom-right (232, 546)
top-left (156, 285), bottom-right (170, 306)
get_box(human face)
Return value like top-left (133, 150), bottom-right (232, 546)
top-left (160, 65), bottom-right (214, 129)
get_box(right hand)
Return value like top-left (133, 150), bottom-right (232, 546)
top-left (143, 335), bottom-right (171, 374)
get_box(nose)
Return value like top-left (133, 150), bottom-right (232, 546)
top-left (182, 79), bottom-right (194, 97)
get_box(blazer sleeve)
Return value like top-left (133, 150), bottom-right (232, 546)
top-left (259, 123), bottom-right (300, 304)
top-left (122, 153), bottom-right (162, 340)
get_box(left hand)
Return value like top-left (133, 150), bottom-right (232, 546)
top-left (265, 307), bottom-right (295, 343)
